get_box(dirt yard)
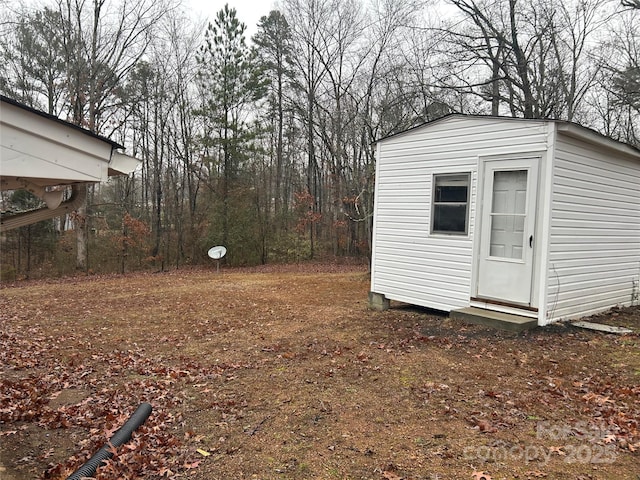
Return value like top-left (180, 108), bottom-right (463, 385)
top-left (1, 264), bottom-right (639, 480)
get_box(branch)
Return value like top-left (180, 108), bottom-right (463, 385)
top-left (621, 0), bottom-right (640, 9)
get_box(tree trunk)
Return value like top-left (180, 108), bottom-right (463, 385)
top-left (509, 0), bottom-right (535, 118)
top-left (75, 186), bottom-right (88, 271)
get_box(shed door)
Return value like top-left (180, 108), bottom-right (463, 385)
top-left (477, 158), bottom-right (538, 305)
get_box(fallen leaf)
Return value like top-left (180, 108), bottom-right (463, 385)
top-left (41, 448), bottom-right (55, 459)
top-left (383, 470), bottom-right (403, 480)
top-left (525, 471), bottom-right (547, 478)
top-left (548, 446), bottom-right (565, 456)
top-left (158, 467), bottom-right (174, 476)
top-left (474, 418), bottom-right (497, 433)
top-left (196, 448), bottom-right (211, 457)
top-left (472, 472), bottom-right (492, 480)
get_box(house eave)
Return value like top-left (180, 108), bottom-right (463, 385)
top-left (0, 95), bottom-right (141, 231)
top-left (1, 95), bottom-right (140, 189)
top-left (0, 94), bottom-right (123, 149)
top-left (555, 122), bottom-right (640, 160)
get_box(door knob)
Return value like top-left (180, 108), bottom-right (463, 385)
top-left (529, 235), bottom-right (533, 248)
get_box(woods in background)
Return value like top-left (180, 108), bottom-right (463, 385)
top-left (1, 0), bottom-right (638, 278)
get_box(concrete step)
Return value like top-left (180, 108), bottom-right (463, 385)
top-left (451, 307), bottom-right (538, 332)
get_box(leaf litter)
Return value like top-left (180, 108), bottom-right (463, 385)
top-left (0, 265), bottom-right (639, 479)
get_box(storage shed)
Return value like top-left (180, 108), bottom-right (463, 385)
top-left (369, 115), bottom-right (640, 328)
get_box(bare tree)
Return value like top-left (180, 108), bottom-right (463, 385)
top-left (284, 0), bottom-right (332, 257)
top-left (253, 10), bottom-right (295, 227)
top-left (346, 0), bottom-right (427, 254)
top-left (51, 0), bottom-right (173, 270)
top-left (443, 0), bottom-right (537, 117)
top-left (590, 9), bottom-right (640, 144)
top-left (542, 0), bottom-right (610, 121)
top-left (441, 0), bottom-right (608, 120)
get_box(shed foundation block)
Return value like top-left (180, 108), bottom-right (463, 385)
top-left (369, 292), bottom-right (390, 311)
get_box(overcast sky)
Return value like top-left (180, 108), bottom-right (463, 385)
top-left (4, 0), bottom-right (276, 38)
top-left (187, 0), bottom-right (277, 36)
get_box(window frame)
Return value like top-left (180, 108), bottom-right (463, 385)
top-left (430, 172), bottom-right (471, 236)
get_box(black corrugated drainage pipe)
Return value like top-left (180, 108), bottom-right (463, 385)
top-left (66, 402), bottom-right (152, 480)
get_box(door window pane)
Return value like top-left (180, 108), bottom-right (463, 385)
top-left (492, 170), bottom-right (527, 214)
top-left (489, 170), bottom-right (527, 259)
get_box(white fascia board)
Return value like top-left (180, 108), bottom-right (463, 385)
top-left (1, 101), bottom-right (115, 185)
top-left (1, 123), bottom-right (111, 182)
top-left (2, 101), bottom-right (115, 158)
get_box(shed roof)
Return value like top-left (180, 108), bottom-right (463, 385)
top-left (376, 114), bottom-right (640, 160)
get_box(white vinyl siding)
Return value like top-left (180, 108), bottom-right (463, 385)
top-left (371, 116), bottom-right (549, 312)
top-left (2, 101), bottom-right (115, 183)
top-left (547, 133), bottom-right (640, 321)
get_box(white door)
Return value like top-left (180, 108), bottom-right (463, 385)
top-left (477, 158), bottom-right (538, 305)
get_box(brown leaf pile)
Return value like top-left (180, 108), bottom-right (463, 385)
top-left (0, 322), bottom-right (195, 478)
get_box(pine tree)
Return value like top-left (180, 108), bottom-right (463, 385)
top-left (253, 10), bottom-right (295, 226)
top-left (196, 4), bottom-right (265, 247)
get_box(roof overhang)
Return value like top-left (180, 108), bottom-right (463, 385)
top-left (0, 95), bottom-right (141, 231)
top-left (555, 122), bottom-right (640, 161)
top-left (375, 114), bottom-right (640, 162)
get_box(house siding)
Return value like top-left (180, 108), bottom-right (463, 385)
top-left (547, 133), bottom-right (640, 321)
top-left (371, 116), bottom-right (550, 312)
top-left (2, 101), bottom-right (114, 183)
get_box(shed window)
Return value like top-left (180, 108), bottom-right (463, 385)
top-left (432, 173), bottom-right (470, 234)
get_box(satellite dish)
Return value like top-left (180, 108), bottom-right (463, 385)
top-left (208, 246), bottom-right (227, 260)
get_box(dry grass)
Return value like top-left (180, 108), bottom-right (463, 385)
top-left (1, 265), bottom-right (639, 480)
